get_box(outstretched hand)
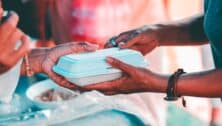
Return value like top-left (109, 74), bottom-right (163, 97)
top-left (0, 11), bottom-right (31, 73)
top-left (81, 57), bottom-right (160, 95)
top-left (23, 42), bottom-right (98, 89)
top-left (105, 26), bottom-right (159, 55)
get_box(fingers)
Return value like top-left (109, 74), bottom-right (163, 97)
top-left (82, 77), bottom-right (127, 92)
top-left (119, 35), bottom-right (141, 49)
top-left (54, 42), bottom-right (98, 58)
top-left (47, 70), bottom-right (79, 90)
top-left (104, 42), bottom-right (113, 48)
top-left (0, 11), bottom-right (22, 70)
top-left (75, 42), bottom-right (98, 52)
top-left (115, 30), bottom-right (140, 48)
top-left (105, 36), bottom-right (118, 48)
top-left (127, 45), bottom-right (148, 55)
top-left (46, 42), bottom-right (98, 64)
top-left (39, 52), bottom-right (80, 90)
top-left (106, 57), bottom-right (136, 75)
top-left (7, 29), bottom-right (24, 50)
top-left (8, 35), bottom-right (31, 67)
top-left (2, 35), bottom-right (30, 68)
top-left (15, 35), bottom-right (31, 57)
top-left (103, 91), bottom-right (118, 95)
top-left (103, 91), bottom-right (131, 95)
top-left (105, 30), bottom-right (135, 48)
top-left (115, 30), bottom-right (135, 43)
top-left (0, 12), bottom-right (19, 39)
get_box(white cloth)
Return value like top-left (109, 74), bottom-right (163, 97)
top-left (0, 60), bottom-right (22, 103)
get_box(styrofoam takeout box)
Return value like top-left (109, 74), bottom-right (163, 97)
top-left (53, 48), bottom-right (148, 86)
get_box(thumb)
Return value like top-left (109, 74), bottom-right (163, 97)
top-left (106, 57), bottom-right (135, 75)
top-left (54, 42), bottom-right (98, 58)
top-left (69, 42), bottom-right (98, 53)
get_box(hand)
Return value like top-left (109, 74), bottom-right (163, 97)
top-left (22, 42), bottom-right (98, 89)
top-left (82, 57), bottom-right (165, 95)
top-left (0, 11), bottom-right (31, 73)
top-left (105, 25), bottom-right (159, 55)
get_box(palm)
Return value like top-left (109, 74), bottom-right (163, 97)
top-left (41, 47), bottom-right (77, 89)
top-left (30, 42), bottom-right (97, 89)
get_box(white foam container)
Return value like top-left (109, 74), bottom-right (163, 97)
top-left (53, 48), bottom-right (148, 86)
top-left (68, 71), bottom-right (122, 86)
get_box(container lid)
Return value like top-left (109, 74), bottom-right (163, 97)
top-left (53, 48), bottom-right (148, 78)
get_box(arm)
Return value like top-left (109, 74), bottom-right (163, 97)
top-left (106, 15), bottom-right (208, 55)
top-left (164, 69), bottom-right (222, 97)
top-left (20, 42), bottom-right (98, 89)
top-left (156, 14), bottom-right (209, 46)
top-left (82, 57), bottom-right (222, 98)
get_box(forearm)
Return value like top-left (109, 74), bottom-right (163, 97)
top-left (153, 14), bottom-right (208, 46)
top-left (177, 69), bottom-right (222, 97)
top-left (152, 69), bottom-right (222, 97)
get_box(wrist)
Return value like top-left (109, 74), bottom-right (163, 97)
top-left (144, 71), bottom-right (168, 93)
top-left (152, 24), bottom-right (170, 46)
top-left (143, 24), bottom-right (162, 47)
top-left (26, 48), bottom-right (49, 75)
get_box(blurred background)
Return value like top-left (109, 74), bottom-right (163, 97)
top-left (2, 0), bottom-right (221, 125)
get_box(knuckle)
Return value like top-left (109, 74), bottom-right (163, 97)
top-left (59, 80), bottom-right (67, 87)
top-left (2, 22), bottom-right (15, 30)
top-left (110, 83), bottom-right (118, 91)
top-left (14, 13), bottom-right (19, 21)
top-left (131, 68), bottom-right (138, 75)
top-left (119, 31), bottom-right (129, 36)
top-left (12, 30), bottom-right (23, 41)
top-left (57, 77), bottom-right (64, 83)
top-left (69, 43), bottom-right (79, 50)
top-left (53, 77), bottom-right (62, 85)
top-left (15, 29), bottom-right (23, 36)
top-left (77, 42), bottom-right (88, 46)
top-left (68, 42), bottom-right (76, 47)
top-left (72, 43), bottom-right (89, 52)
top-left (113, 59), bottom-right (120, 65)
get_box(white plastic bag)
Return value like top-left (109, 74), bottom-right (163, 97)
top-left (47, 91), bottom-right (152, 126)
top-left (0, 60), bottom-right (22, 103)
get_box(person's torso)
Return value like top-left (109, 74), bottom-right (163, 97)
top-left (204, 0), bottom-right (222, 68)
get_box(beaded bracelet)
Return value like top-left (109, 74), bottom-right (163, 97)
top-left (24, 54), bottom-right (34, 77)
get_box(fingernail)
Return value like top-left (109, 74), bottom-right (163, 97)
top-left (66, 83), bottom-right (75, 88)
top-left (7, 12), bottom-right (18, 26)
top-left (106, 57), bottom-right (114, 63)
top-left (118, 42), bottom-right (125, 48)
